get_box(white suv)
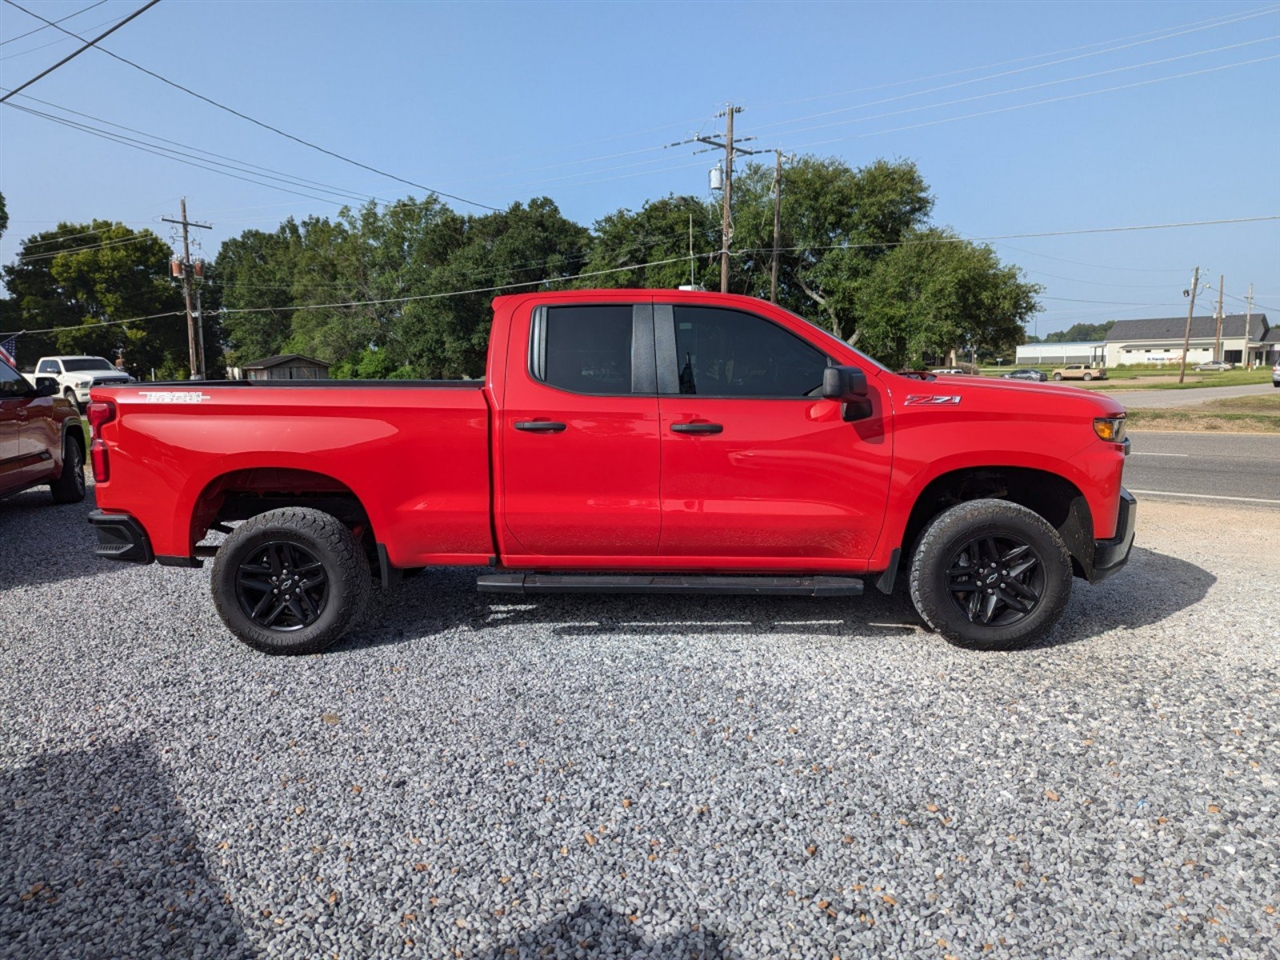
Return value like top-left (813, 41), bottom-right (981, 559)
top-left (1272, 362), bottom-right (1279, 388)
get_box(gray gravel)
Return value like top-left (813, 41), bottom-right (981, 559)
top-left (1, 484), bottom-right (1277, 960)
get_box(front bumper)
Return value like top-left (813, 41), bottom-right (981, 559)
top-left (88, 511), bottom-right (154, 564)
top-left (1089, 488), bottom-right (1136, 583)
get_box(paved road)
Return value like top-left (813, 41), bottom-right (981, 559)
top-left (1097, 382), bottom-right (1276, 409)
top-left (1126, 430), bottom-right (1280, 503)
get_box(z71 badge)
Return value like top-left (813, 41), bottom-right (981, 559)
top-left (904, 395), bottom-right (962, 405)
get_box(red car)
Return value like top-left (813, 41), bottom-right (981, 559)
top-left (87, 290), bottom-right (1135, 654)
top-left (0, 354), bottom-right (86, 504)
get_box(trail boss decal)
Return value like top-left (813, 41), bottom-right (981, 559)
top-left (904, 395), bottom-right (962, 405)
top-left (138, 391), bottom-right (211, 404)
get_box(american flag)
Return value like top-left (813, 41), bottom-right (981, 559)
top-left (0, 336), bottom-right (16, 368)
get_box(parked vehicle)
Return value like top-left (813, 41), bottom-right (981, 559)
top-left (0, 354), bottom-right (87, 504)
top-left (26, 356), bottom-right (133, 410)
top-left (1194, 360), bottom-right (1234, 372)
top-left (1272, 362), bottom-right (1280, 388)
top-left (930, 368), bottom-right (966, 375)
top-left (1001, 368), bottom-right (1049, 382)
top-left (1052, 364), bottom-right (1108, 382)
top-left (87, 290), bottom-right (1135, 655)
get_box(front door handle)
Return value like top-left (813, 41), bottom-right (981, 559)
top-left (514, 420), bottom-right (567, 433)
top-left (670, 422), bottom-right (723, 435)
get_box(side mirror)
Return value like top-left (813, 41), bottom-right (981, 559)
top-left (33, 377), bottom-right (58, 398)
top-left (822, 365), bottom-right (873, 422)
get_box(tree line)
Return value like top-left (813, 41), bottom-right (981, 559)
top-left (0, 157), bottom-right (1042, 378)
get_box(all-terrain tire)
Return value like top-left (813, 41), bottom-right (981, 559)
top-left (49, 432), bottom-right (86, 504)
top-left (908, 499), bottom-right (1073, 651)
top-left (211, 507), bottom-right (371, 655)
top-left (1052, 373), bottom-right (1063, 381)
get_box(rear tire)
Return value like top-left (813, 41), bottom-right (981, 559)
top-left (1083, 373), bottom-right (1092, 381)
top-left (909, 499), bottom-right (1073, 651)
top-left (211, 507), bottom-right (371, 655)
top-left (49, 432), bottom-right (86, 504)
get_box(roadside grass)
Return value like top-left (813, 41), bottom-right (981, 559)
top-left (979, 366), bottom-right (1272, 390)
top-left (1126, 392), bottom-right (1280, 432)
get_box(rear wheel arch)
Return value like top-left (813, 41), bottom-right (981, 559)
top-left (189, 467), bottom-right (379, 563)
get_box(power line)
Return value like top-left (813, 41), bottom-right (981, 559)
top-left (8, 90), bottom-right (390, 206)
top-left (0, 0), bottom-right (105, 46)
top-left (2, 0), bottom-right (503, 213)
top-left (0, 9), bottom-right (125, 61)
top-left (0, 0), bottom-right (160, 104)
top-left (770, 36), bottom-right (1280, 143)
top-left (3, 98), bottom-right (379, 206)
top-left (16, 234), bottom-right (153, 263)
top-left (752, 6), bottom-right (1280, 134)
top-left (796, 55), bottom-right (1280, 149)
top-left (0, 309), bottom-right (184, 336)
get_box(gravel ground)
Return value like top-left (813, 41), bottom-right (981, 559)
top-left (1, 484), bottom-right (1277, 960)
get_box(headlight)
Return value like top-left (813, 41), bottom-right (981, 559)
top-left (1093, 416), bottom-right (1127, 442)
top-left (77, 378), bottom-right (94, 388)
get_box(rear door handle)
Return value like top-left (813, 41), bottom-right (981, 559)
top-left (514, 420), bottom-right (567, 433)
top-left (670, 422), bottom-right (723, 435)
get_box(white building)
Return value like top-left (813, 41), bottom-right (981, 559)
top-left (1014, 342), bottom-right (1107, 366)
top-left (1102, 313), bottom-right (1274, 368)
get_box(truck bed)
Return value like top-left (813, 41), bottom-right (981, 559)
top-left (91, 380), bottom-right (495, 566)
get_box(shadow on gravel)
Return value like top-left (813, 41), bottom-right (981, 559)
top-left (483, 898), bottom-right (734, 959)
top-left (0, 739), bottom-right (255, 960)
top-left (351, 544), bottom-right (1216, 653)
top-left (0, 487), bottom-right (106, 590)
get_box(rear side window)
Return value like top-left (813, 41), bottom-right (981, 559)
top-left (672, 306), bottom-right (828, 398)
top-left (534, 305), bottom-right (633, 395)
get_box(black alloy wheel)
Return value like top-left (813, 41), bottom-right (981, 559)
top-left (211, 507), bottom-right (371, 654)
top-left (908, 498), bottom-right (1073, 650)
top-left (943, 534), bottom-right (1043, 627)
top-left (234, 540), bottom-right (330, 631)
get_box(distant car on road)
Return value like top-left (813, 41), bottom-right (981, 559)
top-left (1001, 368), bottom-right (1049, 382)
top-left (930, 368), bottom-right (966, 376)
top-left (1052, 364), bottom-right (1107, 382)
top-left (1193, 360), bottom-right (1234, 372)
top-left (1273, 362), bottom-right (1279, 388)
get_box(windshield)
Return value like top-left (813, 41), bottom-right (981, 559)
top-left (63, 358), bottom-right (116, 373)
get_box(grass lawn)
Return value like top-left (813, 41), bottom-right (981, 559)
top-left (1126, 392), bottom-right (1280, 432)
top-left (978, 366), bottom-right (1273, 390)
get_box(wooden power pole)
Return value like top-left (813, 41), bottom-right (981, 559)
top-left (1213, 274), bottom-right (1225, 362)
top-left (161, 198), bottom-right (211, 379)
top-left (1178, 266), bottom-right (1200, 385)
top-left (770, 150), bottom-right (788, 304)
top-left (1244, 282), bottom-right (1254, 368)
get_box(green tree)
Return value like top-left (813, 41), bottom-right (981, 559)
top-left (1, 221), bottom-right (195, 377)
top-left (853, 228), bottom-right (1042, 369)
top-left (0, 191), bottom-right (8, 241)
top-left (580, 195), bottom-right (719, 290)
top-left (730, 156), bottom-right (934, 339)
top-left (1045, 321), bottom-right (1115, 343)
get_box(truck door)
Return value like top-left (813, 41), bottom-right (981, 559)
top-left (655, 303), bottom-right (892, 564)
top-left (500, 301), bottom-right (661, 558)
top-left (0, 360), bottom-right (44, 492)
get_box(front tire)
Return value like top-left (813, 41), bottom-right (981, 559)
top-left (49, 432), bottom-right (86, 503)
top-left (211, 507), bottom-right (371, 655)
top-left (1052, 373), bottom-right (1063, 381)
top-left (909, 499), bottom-right (1073, 651)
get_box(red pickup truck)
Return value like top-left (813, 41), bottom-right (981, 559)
top-left (87, 290), bottom-right (1134, 654)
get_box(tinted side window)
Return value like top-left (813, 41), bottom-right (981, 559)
top-left (0, 360), bottom-right (27, 398)
top-left (537, 305), bottom-right (633, 395)
top-left (38, 360), bottom-right (58, 374)
top-left (672, 306), bottom-right (828, 398)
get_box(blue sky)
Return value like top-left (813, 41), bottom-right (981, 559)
top-left (1, 0), bottom-right (1277, 336)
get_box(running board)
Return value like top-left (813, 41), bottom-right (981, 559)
top-left (476, 573), bottom-right (863, 597)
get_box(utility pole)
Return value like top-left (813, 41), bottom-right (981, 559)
top-left (161, 198), bottom-right (211, 379)
top-left (771, 150), bottom-right (787, 304)
top-left (195, 288), bottom-right (206, 379)
top-left (1177, 266), bottom-right (1200, 385)
top-left (1244, 282), bottom-right (1254, 368)
top-left (669, 104), bottom-right (762, 294)
top-left (1213, 274), bottom-right (1224, 362)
